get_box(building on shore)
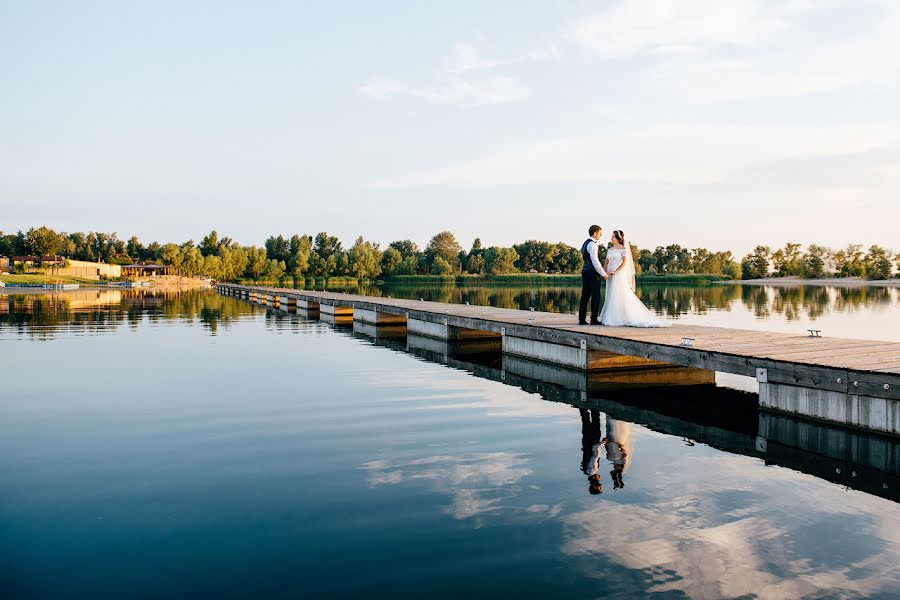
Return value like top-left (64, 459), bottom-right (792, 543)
top-left (121, 263), bottom-right (177, 277)
top-left (10, 256), bottom-right (122, 279)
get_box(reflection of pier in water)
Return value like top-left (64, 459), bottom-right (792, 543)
top-left (221, 284), bottom-right (900, 436)
top-left (338, 320), bottom-right (900, 503)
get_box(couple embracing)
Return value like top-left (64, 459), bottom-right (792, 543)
top-left (578, 225), bottom-right (670, 328)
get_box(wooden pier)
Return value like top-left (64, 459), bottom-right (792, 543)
top-left (216, 283), bottom-right (900, 435)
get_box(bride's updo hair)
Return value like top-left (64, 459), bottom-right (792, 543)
top-left (613, 230), bottom-right (625, 245)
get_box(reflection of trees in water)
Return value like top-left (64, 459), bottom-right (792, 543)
top-left (1, 290), bottom-right (260, 339)
top-left (739, 285), bottom-right (896, 322)
top-left (369, 283), bottom-right (741, 318)
top-left (834, 286), bottom-right (894, 313)
top-left (344, 282), bottom-right (896, 321)
top-left (6, 284), bottom-right (894, 339)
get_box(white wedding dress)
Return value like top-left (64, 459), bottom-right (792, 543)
top-left (599, 247), bottom-right (670, 328)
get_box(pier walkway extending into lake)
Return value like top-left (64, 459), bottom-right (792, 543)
top-left (216, 283), bottom-right (900, 435)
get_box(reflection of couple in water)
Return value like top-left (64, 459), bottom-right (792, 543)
top-left (580, 409), bottom-right (632, 495)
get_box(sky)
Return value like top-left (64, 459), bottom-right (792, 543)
top-left (2, 0), bottom-right (899, 255)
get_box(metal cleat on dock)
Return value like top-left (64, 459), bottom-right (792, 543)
top-left (808, 329), bottom-right (822, 337)
top-left (681, 337), bottom-right (695, 347)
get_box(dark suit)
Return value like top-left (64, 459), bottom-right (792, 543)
top-left (578, 238), bottom-right (602, 323)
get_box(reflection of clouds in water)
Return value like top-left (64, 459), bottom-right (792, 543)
top-left (561, 454), bottom-right (900, 598)
top-left (363, 366), bottom-right (576, 419)
top-left (361, 452), bottom-right (533, 521)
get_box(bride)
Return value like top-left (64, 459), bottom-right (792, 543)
top-left (599, 230), bottom-right (671, 328)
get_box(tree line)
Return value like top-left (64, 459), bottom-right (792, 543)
top-left (1, 226), bottom-right (897, 280)
top-left (739, 243), bottom-right (898, 280)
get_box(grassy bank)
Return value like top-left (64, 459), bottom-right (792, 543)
top-left (0, 273), bottom-right (98, 285)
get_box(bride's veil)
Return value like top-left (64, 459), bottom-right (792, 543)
top-left (623, 237), bottom-right (637, 292)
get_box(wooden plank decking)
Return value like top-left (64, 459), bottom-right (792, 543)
top-left (217, 284), bottom-right (900, 400)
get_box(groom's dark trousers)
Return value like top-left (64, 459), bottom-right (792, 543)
top-left (579, 270), bottom-right (602, 323)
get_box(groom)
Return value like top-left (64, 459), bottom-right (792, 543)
top-left (578, 224), bottom-right (608, 325)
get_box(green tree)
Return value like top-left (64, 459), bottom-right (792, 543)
top-left (834, 244), bottom-right (866, 277)
top-left (261, 259), bottom-right (286, 281)
top-left (200, 230), bottom-right (219, 257)
top-left (864, 245), bottom-right (893, 280)
top-left (425, 231), bottom-right (462, 269)
top-left (772, 242), bottom-right (803, 276)
top-left (483, 246), bottom-right (519, 274)
top-left (722, 260), bottom-right (742, 280)
top-left (288, 234), bottom-right (312, 276)
top-left (513, 240), bottom-right (557, 272)
top-left (466, 253), bottom-right (485, 274)
top-left (308, 232), bottom-right (343, 278)
top-left (159, 243), bottom-right (183, 270)
top-left (0, 231), bottom-right (17, 256)
top-left (67, 232), bottom-right (89, 260)
top-left (804, 245), bottom-right (830, 278)
top-left (741, 246), bottom-right (771, 279)
top-left (126, 236), bottom-right (144, 260)
top-left (26, 226), bottom-right (63, 263)
top-left (202, 254), bottom-right (223, 278)
top-left (380, 247), bottom-right (403, 276)
top-left (146, 241), bottom-right (161, 261)
top-left (552, 244), bottom-right (582, 273)
top-left (244, 246), bottom-right (268, 279)
top-left (389, 240), bottom-right (419, 258)
top-left (637, 249), bottom-right (656, 274)
top-left (430, 256), bottom-right (453, 275)
top-left (219, 244), bottom-right (248, 281)
top-left (396, 255), bottom-right (420, 275)
top-left (690, 248), bottom-right (711, 273)
top-left (347, 236), bottom-right (382, 279)
top-left (265, 234), bottom-right (290, 263)
top-left (180, 247), bottom-right (204, 276)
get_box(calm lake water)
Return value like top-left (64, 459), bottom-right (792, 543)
top-left (2, 286), bottom-right (899, 598)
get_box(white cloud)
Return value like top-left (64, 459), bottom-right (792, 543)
top-left (371, 122), bottom-right (900, 187)
top-left (410, 75), bottom-right (530, 105)
top-left (449, 43), bottom-right (502, 73)
top-left (359, 39), bottom-right (558, 106)
top-left (656, 7), bottom-right (900, 102)
top-left (359, 73), bottom-right (530, 106)
top-left (567, 0), bottom-right (900, 102)
top-left (561, 454), bottom-right (900, 598)
top-left (361, 452), bottom-right (533, 520)
top-left (567, 0), bottom-right (801, 59)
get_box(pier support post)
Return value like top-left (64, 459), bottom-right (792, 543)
top-left (502, 335), bottom-right (668, 372)
top-left (501, 354), bottom-right (714, 393)
top-left (354, 308), bottom-right (406, 326)
top-left (353, 321), bottom-right (408, 339)
top-left (320, 312), bottom-right (352, 325)
top-left (759, 382), bottom-right (900, 435)
top-left (320, 303), bottom-right (353, 316)
top-left (407, 317), bottom-right (499, 341)
top-left (296, 307), bottom-right (320, 320)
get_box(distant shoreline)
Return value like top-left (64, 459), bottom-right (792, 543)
top-left (724, 277), bottom-right (900, 288)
